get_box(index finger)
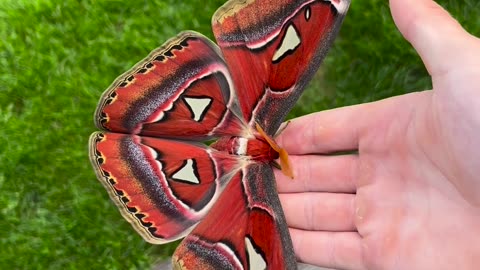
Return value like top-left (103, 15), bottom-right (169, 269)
top-left (276, 103), bottom-right (365, 155)
top-left (276, 92), bottom-right (424, 155)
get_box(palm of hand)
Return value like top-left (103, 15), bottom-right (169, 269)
top-left (277, 73), bottom-right (480, 269)
top-left (355, 79), bottom-right (480, 269)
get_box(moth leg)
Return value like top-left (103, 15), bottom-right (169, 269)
top-left (274, 120), bottom-right (291, 138)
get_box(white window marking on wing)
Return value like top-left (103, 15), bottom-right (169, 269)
top-left (245, 237), bottom-right (267, 270)
top-left (305, 7), bottom-right (311, 20)
top-left (272, 24), bottom-right (301, 62)
top-left (172, 159), bottom-right (199, 184)
top-left (184, 97), bottom-right (212, 122)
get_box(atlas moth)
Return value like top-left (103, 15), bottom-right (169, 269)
top-left (89, 0), bottom-right (350, 269)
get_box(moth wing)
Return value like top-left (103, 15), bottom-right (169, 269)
top-left (212, 0), bottom-right (351, 134)
top-left (89, 132), bottom-right (240, 243)
top-left (172, 163), bottom-right (296, 270)
top-left (94, 31), bottom-right (247, 140)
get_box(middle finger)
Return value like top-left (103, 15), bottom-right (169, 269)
top-left (280, 192), bottom-right (356, 232)
top-left (276, 154), bottom-right (358, 193)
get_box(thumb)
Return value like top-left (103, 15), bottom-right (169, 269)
top-left (390, 0), bottom-right (479, 76)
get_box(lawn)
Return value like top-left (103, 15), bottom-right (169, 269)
top-left (1, 0), bottom-right (478, 269)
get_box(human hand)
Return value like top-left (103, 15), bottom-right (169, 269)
top-left (275, 0), bottom-right (480, 269)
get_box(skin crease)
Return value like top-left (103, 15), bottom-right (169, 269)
top-left (274, 0), bottom-right (480, 269)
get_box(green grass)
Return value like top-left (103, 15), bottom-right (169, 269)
top-left (1, 0), bottom-right (478, 269)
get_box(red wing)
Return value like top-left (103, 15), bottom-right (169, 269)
top-left (212, 0), bottom-right (351, 134)
top-left (172, 163), bottom-right (296, 270)
top-left (94, 31), bottom-right (247, 140)
top-left (89, 132), bottom-right (240, 244)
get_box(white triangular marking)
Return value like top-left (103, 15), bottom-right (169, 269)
top-left (245, 237), bottom-right (267, 270)
top-left (272, 25), bottom-right (301, 62)
top-left (184, 97), bottom-right (212, 122)
top-left (172, 159), bottom-right (199, 184)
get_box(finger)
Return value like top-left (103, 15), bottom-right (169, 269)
top-left (277, 93), bottom-right (424, 155)
top-left (275, 154), bottom-right (358, 193)
top-left (390, 0), bottom-right (480, 76)
top-left (280, 192), bottom-right (356, 232)
top-left (291, 229), bottom-right (366, 270)
top-left (276, 104), bottom-right (366, 154)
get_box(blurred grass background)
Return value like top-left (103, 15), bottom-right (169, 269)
top-left (1, 0), bottom-right (478, 269)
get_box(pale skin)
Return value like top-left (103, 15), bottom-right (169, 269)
top-left (274, 0), bottom-right (480, 269)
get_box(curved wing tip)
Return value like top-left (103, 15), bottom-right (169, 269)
top-left (332, 0), bottom-right (351, 15)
